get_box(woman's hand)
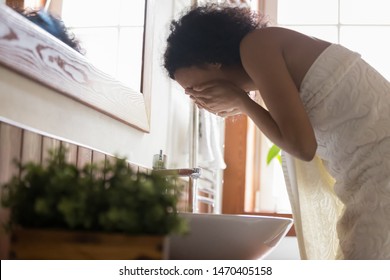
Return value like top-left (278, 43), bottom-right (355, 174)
top-left (185, 80), bottom-right (249, 117)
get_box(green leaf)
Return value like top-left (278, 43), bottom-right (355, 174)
top-left (1, 147), bottom-right (187, 235)
top-left (266, 144), bottom-right (281, 165)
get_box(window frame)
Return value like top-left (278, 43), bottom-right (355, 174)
top-left (222, 0), bottom-right (288, 218)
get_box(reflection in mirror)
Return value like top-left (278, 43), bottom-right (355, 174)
top-left (10, 0), bottom-right (147, 92)
top-left (0, 1), bottom-right (153, 132)
top-left (60, 0), bottom-right (146, 92)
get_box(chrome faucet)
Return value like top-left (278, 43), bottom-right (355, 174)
top-left (152, 150), bottom-right (201, 178)
top-left (153, 167), bottom-right (201, 213)
top-left (152, 167), bottom-right (201, 179)
top-left (152, 150), bottom-right (201, 212)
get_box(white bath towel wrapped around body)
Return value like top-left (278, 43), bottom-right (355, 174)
top-left (283, 44), bottom-right (390, 259)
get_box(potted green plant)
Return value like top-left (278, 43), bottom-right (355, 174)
top-left (1, 146), bottom-right (187, 260)
top-left (266, 144), bottom-right (282, 165)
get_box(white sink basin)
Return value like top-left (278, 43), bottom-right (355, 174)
top-left (168, 213), bottom-right (293, 260)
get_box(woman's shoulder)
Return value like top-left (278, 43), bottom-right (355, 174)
top-left (239, 27), bottom-right (293, 66)
top-left (240, 26), bottom-right (331, 65)
top-left (241, 26), bottom-right (322, 48)
top-left (241, 27), bottom-right (277, 47)
top-left (240, 27), bottom-right (331, 89)
top-left (239, 27), bottom-right (284, 57)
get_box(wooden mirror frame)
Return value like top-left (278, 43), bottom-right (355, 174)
top-left (0, 1), bottom-right (155, 132)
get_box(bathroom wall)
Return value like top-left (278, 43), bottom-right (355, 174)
top-left (0, 0), bottom-right (198, 258)
top-left (0, 0), bottom-right (192, 170)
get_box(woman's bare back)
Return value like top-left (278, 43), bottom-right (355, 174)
top-left (244, 27), bottom-right (331, 90)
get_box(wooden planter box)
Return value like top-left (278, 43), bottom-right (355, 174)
top-left (9, 228), bottom-right (167, 260)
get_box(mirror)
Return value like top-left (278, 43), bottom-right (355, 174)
top-left (0, 0), bottom-right (155, 132)
top-left (56, 0), bottom-right (146, 93)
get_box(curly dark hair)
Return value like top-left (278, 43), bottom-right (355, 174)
top-left (21, 9), bottom-right (83, 54)
top-left (163, 4), bottom-right (268, 79)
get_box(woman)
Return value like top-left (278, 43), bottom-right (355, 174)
top-left (163, 4), bottom-right (390, 259)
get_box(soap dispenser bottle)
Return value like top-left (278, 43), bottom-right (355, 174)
top-left (153, 150), bottom-right (167, 170)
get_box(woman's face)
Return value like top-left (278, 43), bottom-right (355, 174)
top-left (174, 64), bottom-right (226, 90)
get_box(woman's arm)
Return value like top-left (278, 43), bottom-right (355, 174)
top-left (239, 29), bottom-right (317, 161)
